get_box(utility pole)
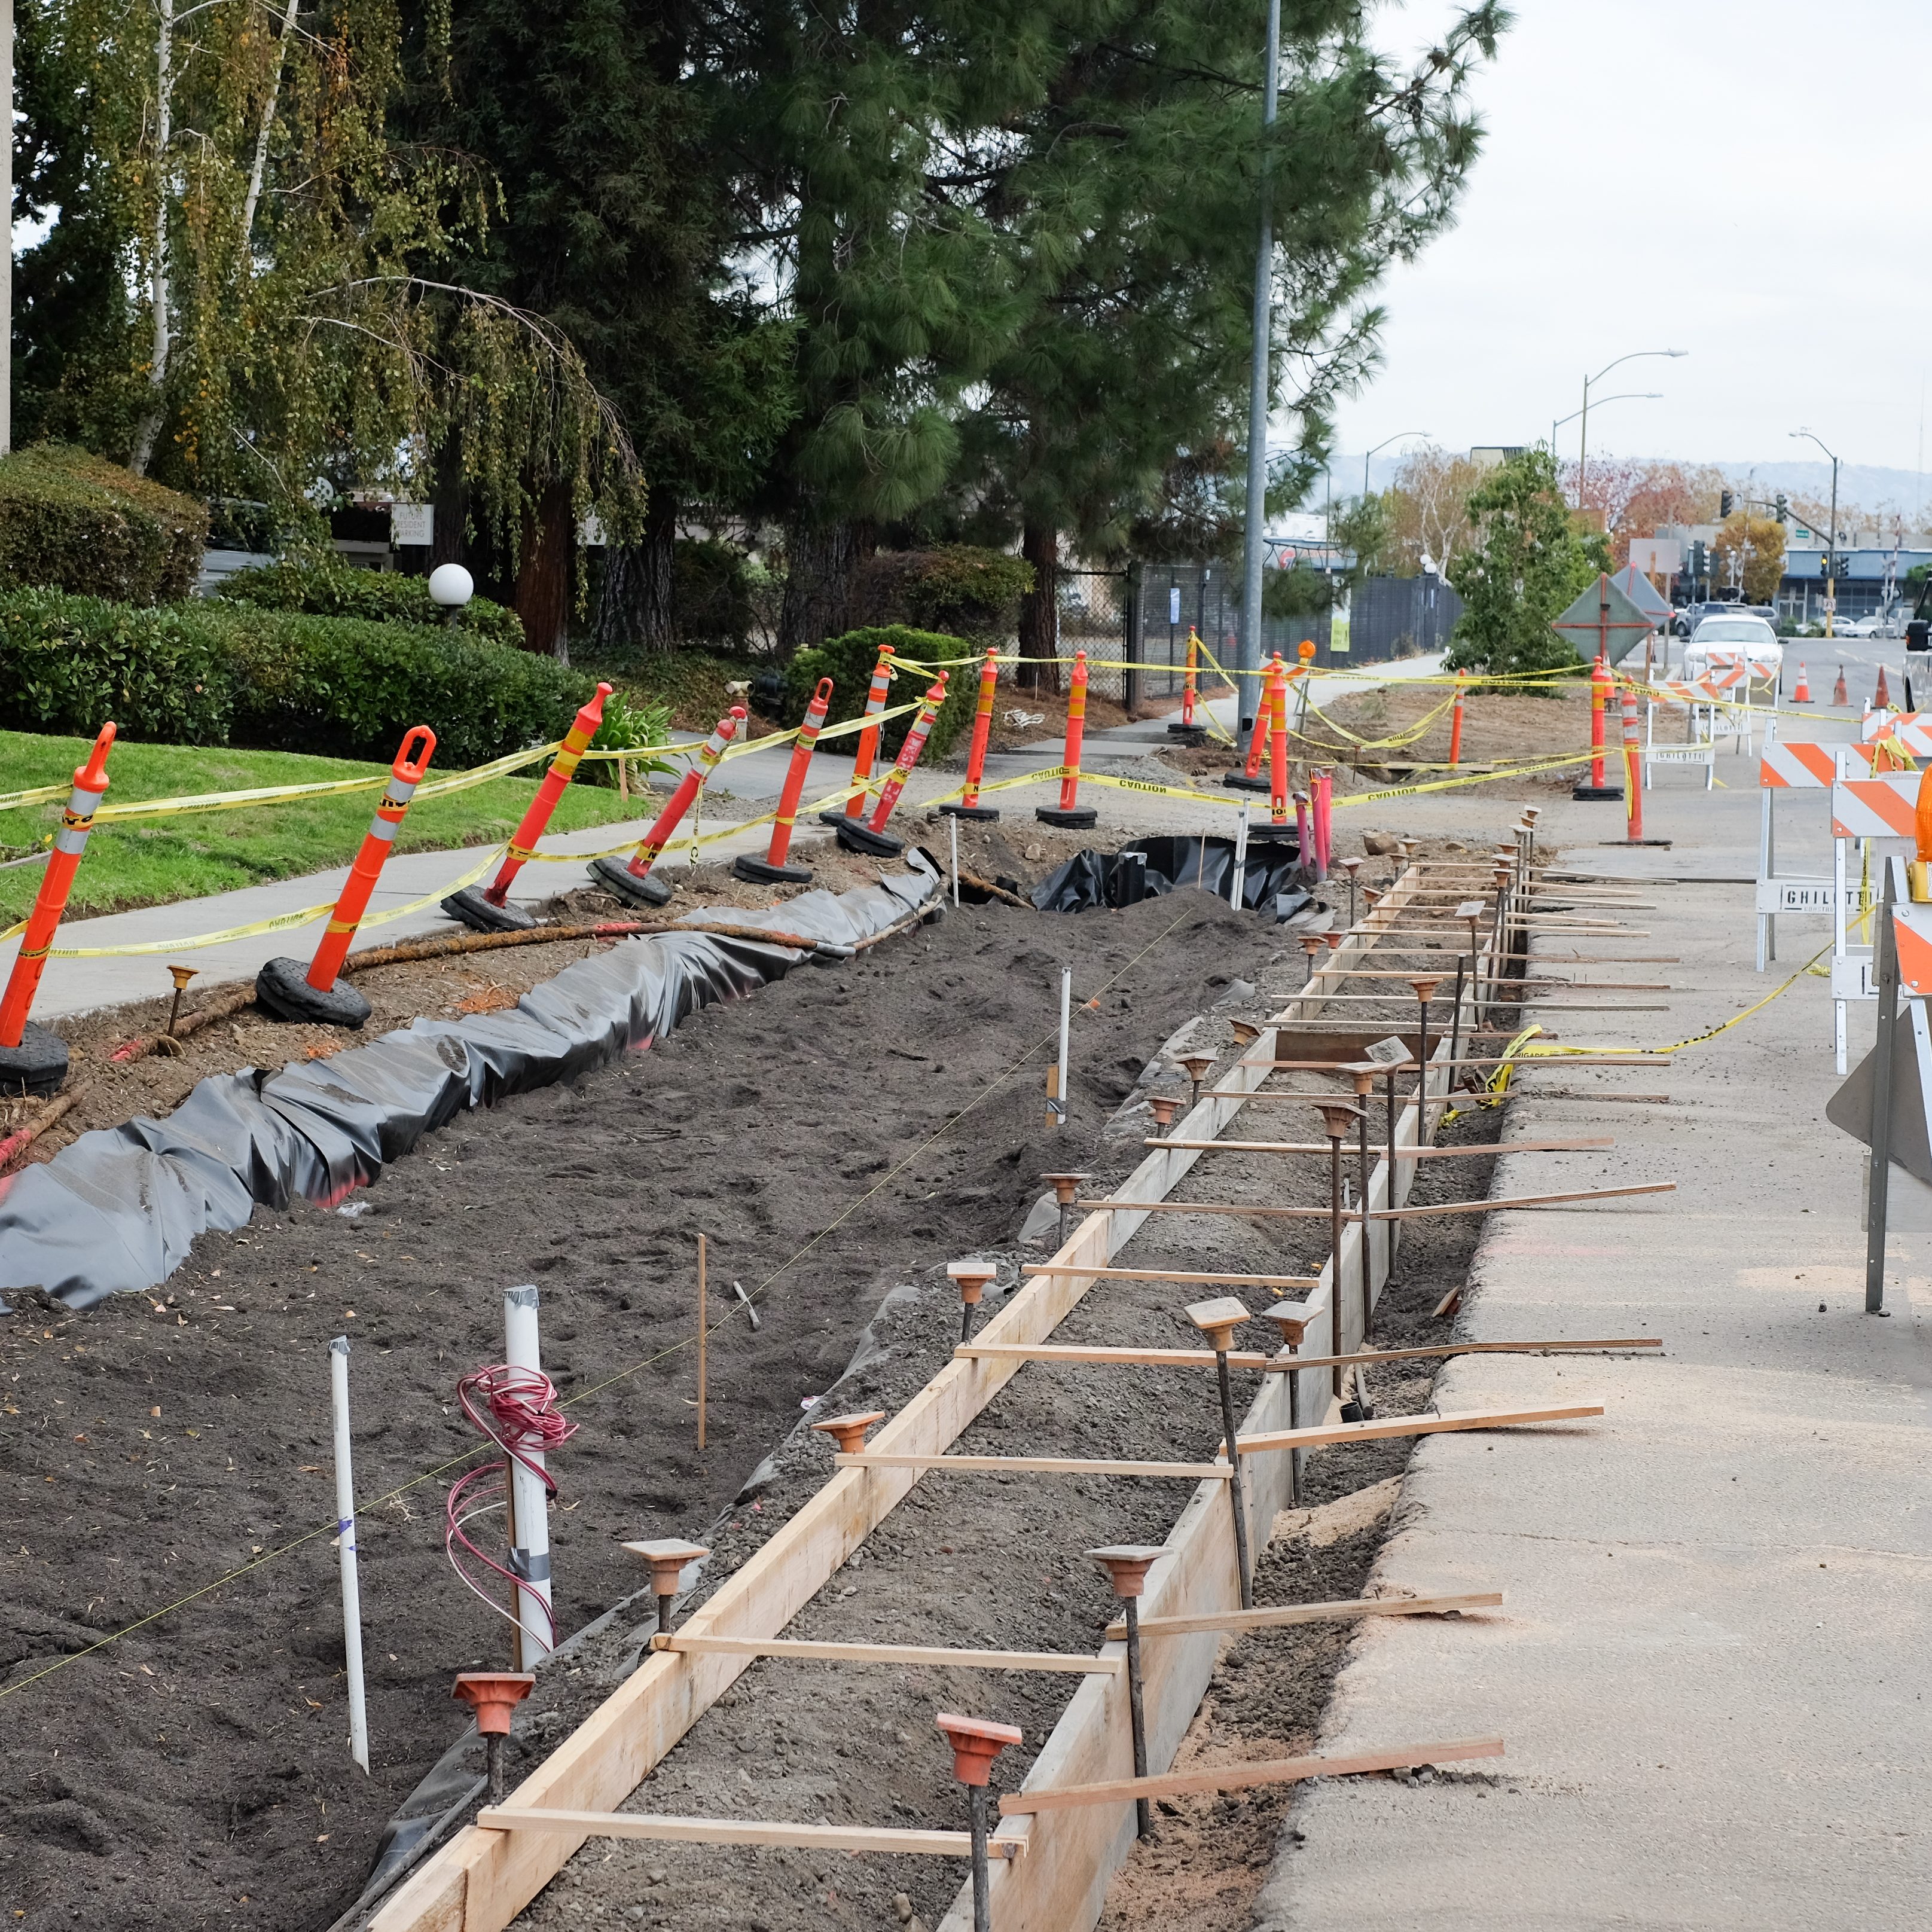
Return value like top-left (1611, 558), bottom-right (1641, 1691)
top-left (1234, 0), bottom-right (1281, 756)
top-left (2, 0), bottom-right (13, 456)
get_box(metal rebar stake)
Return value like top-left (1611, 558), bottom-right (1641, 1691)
top-left (1213, 1347), bottom-right (1255, 1610)
top-left (1124, 1597), bottom-right (1150, 1836)
top-left (1866, 856), bottom-right (1903, 1314)
top-left (969, 1784), bottom-right (993, 1932)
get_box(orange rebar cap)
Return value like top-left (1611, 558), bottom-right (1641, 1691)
top-left (937, 1712), bottom-right (1023, 1786)
top-left (453, 1671), bottom-right (534, 1736)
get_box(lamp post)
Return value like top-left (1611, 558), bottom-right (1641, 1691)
top-left (1791, 429), bottom-right (1842, 640)
top-left (1578, 350), bottom-right (1687, 503)
top-left (1234, 0), bottom-right (1283, 756)
top-left (1552, 393), bottom-right (1662, 461)
top-left (1361, 431), bottom-right (1431, 505)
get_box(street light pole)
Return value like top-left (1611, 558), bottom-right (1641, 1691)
top-left (2, 0), bottom-right (13, 456)
top-left (1578, 349), bottom-right (1688, 506)
top-left (1791, 429), bottom-right (1842, 640)
top-left (1360, 431), bottom-right (1430, 506)
top-left (1234, 0), bottom-right (1282, 756)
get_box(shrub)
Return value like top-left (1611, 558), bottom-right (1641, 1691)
top-left (852, 547), bottom-right (1033, 640)
top-left (219, 557), bottom-right (525, 650)
top-left (673, 538), bottom-right (756, 648)
top-left (0, 587), bottom-right (591, 767)
top-left (583, 689), bottom-right (676, 788)
top-left (783, 625), bottom-right (982, 762)
top-left (0, 444), bottom-right (209, 605)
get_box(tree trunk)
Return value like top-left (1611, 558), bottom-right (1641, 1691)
top-left (780, 517), bottom-right (863, 651)
top-left (1018, 521), bottom-right (1063, 695)
top-left (430, 435), bottom-right (468, 569)
top-left (128, 0), bottom-right (176, 475)
top-left (514, 483), bottom-right (575, 661)
top-left (593, 489), bottom-right (677, 654)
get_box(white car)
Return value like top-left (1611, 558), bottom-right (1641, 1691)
top-left (1834, 614), bottom-right (1883, 638)
top-left (1684, 614), bottom-right (1783, 680)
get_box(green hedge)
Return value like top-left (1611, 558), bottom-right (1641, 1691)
top-left (0, 588), bottom-right (591, 768)
top-left (219, 558), bottom-right (525, 649)
top-left (0, 445), bottom-right (209, 605)
top-left (784, 625), bottom-right (982, 762)
top-left (852, 546), bottom-right (1032, 639)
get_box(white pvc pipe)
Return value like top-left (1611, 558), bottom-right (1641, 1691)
top-left (503, 1284), bottom-right (554, 1665)
top-left (1231, 804), bottom-right (1250, 910)
top-left (1056, 966), bottom-right (1072, 1129)
top-left (329, 1336), bottom-right (370, 1773)
top-left (950, 814), bottom-right (961, 909)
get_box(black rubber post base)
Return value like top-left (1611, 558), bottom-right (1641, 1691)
top-left (1247, 822), bottom-right (1299, 842)
top-left (939, 803), bottom-right (1000, 822)
top-left (255, 956), bottom-right (372, 1028)
top-left (835, 820), bottom-right (905, 858)
top-left (1036, 805), bottom-right (1098, 829)
top-left (732, 854), bottom-right (814, 886)
top-left (1570, 783), bottom-right (1625, 802)
top-left (441, 886), bottom-right (536, 934)
top-left (1223, 773), bottom-right (1269, 793)
top-left (589, 854), bottom-right (674, 908)
top-left (0, 1021), bottom-right (70, 1098)
top-left (817, 807), bottom-right (861, 829)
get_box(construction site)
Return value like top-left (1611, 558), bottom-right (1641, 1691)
top-left (2, 641), bottom-right (1924, 1932)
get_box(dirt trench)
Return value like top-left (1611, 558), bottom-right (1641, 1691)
top-left (0, 885), bottom-right (1294, 1932)
top-left (480, 967), bottom-right (1504, 1932)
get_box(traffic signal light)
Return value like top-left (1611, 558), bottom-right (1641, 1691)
top-left (1820, 552), bottom-right (1832, 578)
top-left (1775, 492), bottom-right (1788, 523)
top-left (1720, 489), bottom-right (1735, 518)
top-left (1690, 540), bottom-right (1707, 579)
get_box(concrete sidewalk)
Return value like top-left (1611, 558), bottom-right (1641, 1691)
top-left (1249, 774), bottom-right (1932, 1928)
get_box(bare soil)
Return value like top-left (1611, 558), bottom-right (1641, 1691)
top-left (1158, 682), bottom-right (1600, 797)
top-left (484, 969), bottom-right (1505, 1932)
top-left (0, 887), bottom-right (1293, 1932)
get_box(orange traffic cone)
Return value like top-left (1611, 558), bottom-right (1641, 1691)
top-left (1833, 666), bottom-right (1849, 707)
top-left (1793, 663), bottom-right (1812, 703)
top-left (1877, 666), bottom-right (1892, 710)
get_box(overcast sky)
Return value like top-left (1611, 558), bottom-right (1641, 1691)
top-left (1326, 0), bottom-right (1932, 481)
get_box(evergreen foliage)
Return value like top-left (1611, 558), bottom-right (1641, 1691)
top-left (0, 445), bottom-right (209, 603)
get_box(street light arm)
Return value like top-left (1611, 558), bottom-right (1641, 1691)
top-left (1587, 348), bottom-right (1687, 390)
top-left (1554, 393), bottom-right (1662, 434)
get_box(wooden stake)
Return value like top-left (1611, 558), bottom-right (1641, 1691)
top-left (997, 1737), bottom-right (1505, 1815)
top-left (477, 1810), bottom-right (1023, 1860)
top-left (651, 1634), bottom-right (1122, 1674)
top-left (1106, 1589), bottom-right (1502, 1640)
top-left (696, 1233), bottom-right (707, 1452)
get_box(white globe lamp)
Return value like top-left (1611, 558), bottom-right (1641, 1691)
top-left (428, 563), bottom-right (474, 625)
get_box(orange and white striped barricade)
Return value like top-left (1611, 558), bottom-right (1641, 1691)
top-left (445, 682), bottom-right (613, 933)
top-left (590, 707), bottom-right (744, 909)
top-left (0, 722), bottom-right (116, 1095)
top-left (838, 671), bottom-right (950, 856)
top-left (258, 726), bottom-right (438, 1027)
top-left (1891, 899), bottom-right (1932, 996)
top-left (735, 676), bottom-right (835, 886)
top-left (1827, 773), bottom-right (1923, 1070)
top-left (1756, 739), bottom-right (1864, 970)
top-left (1643, 677), bottom-right (1719, 790)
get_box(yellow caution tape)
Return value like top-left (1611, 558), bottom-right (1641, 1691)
top-left (0, 780), bottom-right (73, 814)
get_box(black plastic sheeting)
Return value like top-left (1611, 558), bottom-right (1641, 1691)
top-left (1031, 834), bottom-right (1317, 922)
top-left (0, 860), bottom-right (939, 1311)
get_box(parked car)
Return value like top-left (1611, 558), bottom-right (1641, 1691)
top-left (1835, 613), bottom-right (1884, 637)
top-left (1684, 613), bottom-right (1783, 680)
top-left (1671, 599), bottom-right (1777, 638)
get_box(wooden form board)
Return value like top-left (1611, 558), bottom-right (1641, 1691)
top-left (1019, 1263), bottom-right (1319, 1287)
top-left (836, 1452), bottom-right (1234, 1479)
top-left (651, 1634), bottom-right (1123, 1674)
top-left (474, 1810), bottom-right (1020, 1860)
top-left (955, 1338), bottom-right (1660, 1375)
top-left (998, 1736), bottom-right (1506, 1814)
top-left (368, 968), bottom-right (1298, 1932)
top-left (1233, 1402), bottom-right (1605, 1456)
top-left (939, 868), bottom-right (1473, 1932)
top-left (1144, 1137), bottom-right (1612, 1158)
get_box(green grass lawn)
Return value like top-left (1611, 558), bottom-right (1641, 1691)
top-left (0, 730), bottom-right (654, 923)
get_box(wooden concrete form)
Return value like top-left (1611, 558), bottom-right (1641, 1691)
top-left (1105, 1590), bottom-right (1504, 1641)
top-left (954, 1338), bottom-right (1661, 1375)
top-left (474, 1810), bottom-right (1022, 1859)
top-left (649, 1634), bottom-right (1124, 1674)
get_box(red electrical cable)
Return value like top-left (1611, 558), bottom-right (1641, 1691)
top-left (445, 1363), bottom-right (578, 1649)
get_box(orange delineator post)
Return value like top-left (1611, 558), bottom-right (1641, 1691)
top-left (1038, 652), bottom-right (1098, 827)
top-left (1182, 630), bottom-right (1198, 728)
top-left (867, 674), bottom-right (949, 831)
top-left (1266, 658), bottom-right (1290, 828)
top-left (445, 683), bottom-right (612, 932)
top-left (735, 678), bottom-right (834, 884)
top-left (1226, 651), bottom-right (1284, 798)
top-left (1619, 685), bottom-right (1644, 841)
top-left (1448, 672), bottom-right (1467, 767)
top-left (310, 727), bottom-right (438, 990)
top-left (1589, 653), bottom-right (1609, 787)
top-left (0, 722), bottom-right (115, 1091)
top-left (943, 651), bottom-right (1003, 821)
top-left (590, 707), bottom-right (744, 907)
top-left (257, 725), bottom-right (435, 1027)
top-left (840, 643), bottom-right (897, 820)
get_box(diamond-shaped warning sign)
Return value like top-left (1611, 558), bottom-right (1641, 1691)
top-left (1551, 573), bottom-right (1655, 666)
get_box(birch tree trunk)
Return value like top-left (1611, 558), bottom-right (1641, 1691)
top-left (128, 0), bottom-right (176, 475)
top-left (240, 0), bottom-right (301, 249)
